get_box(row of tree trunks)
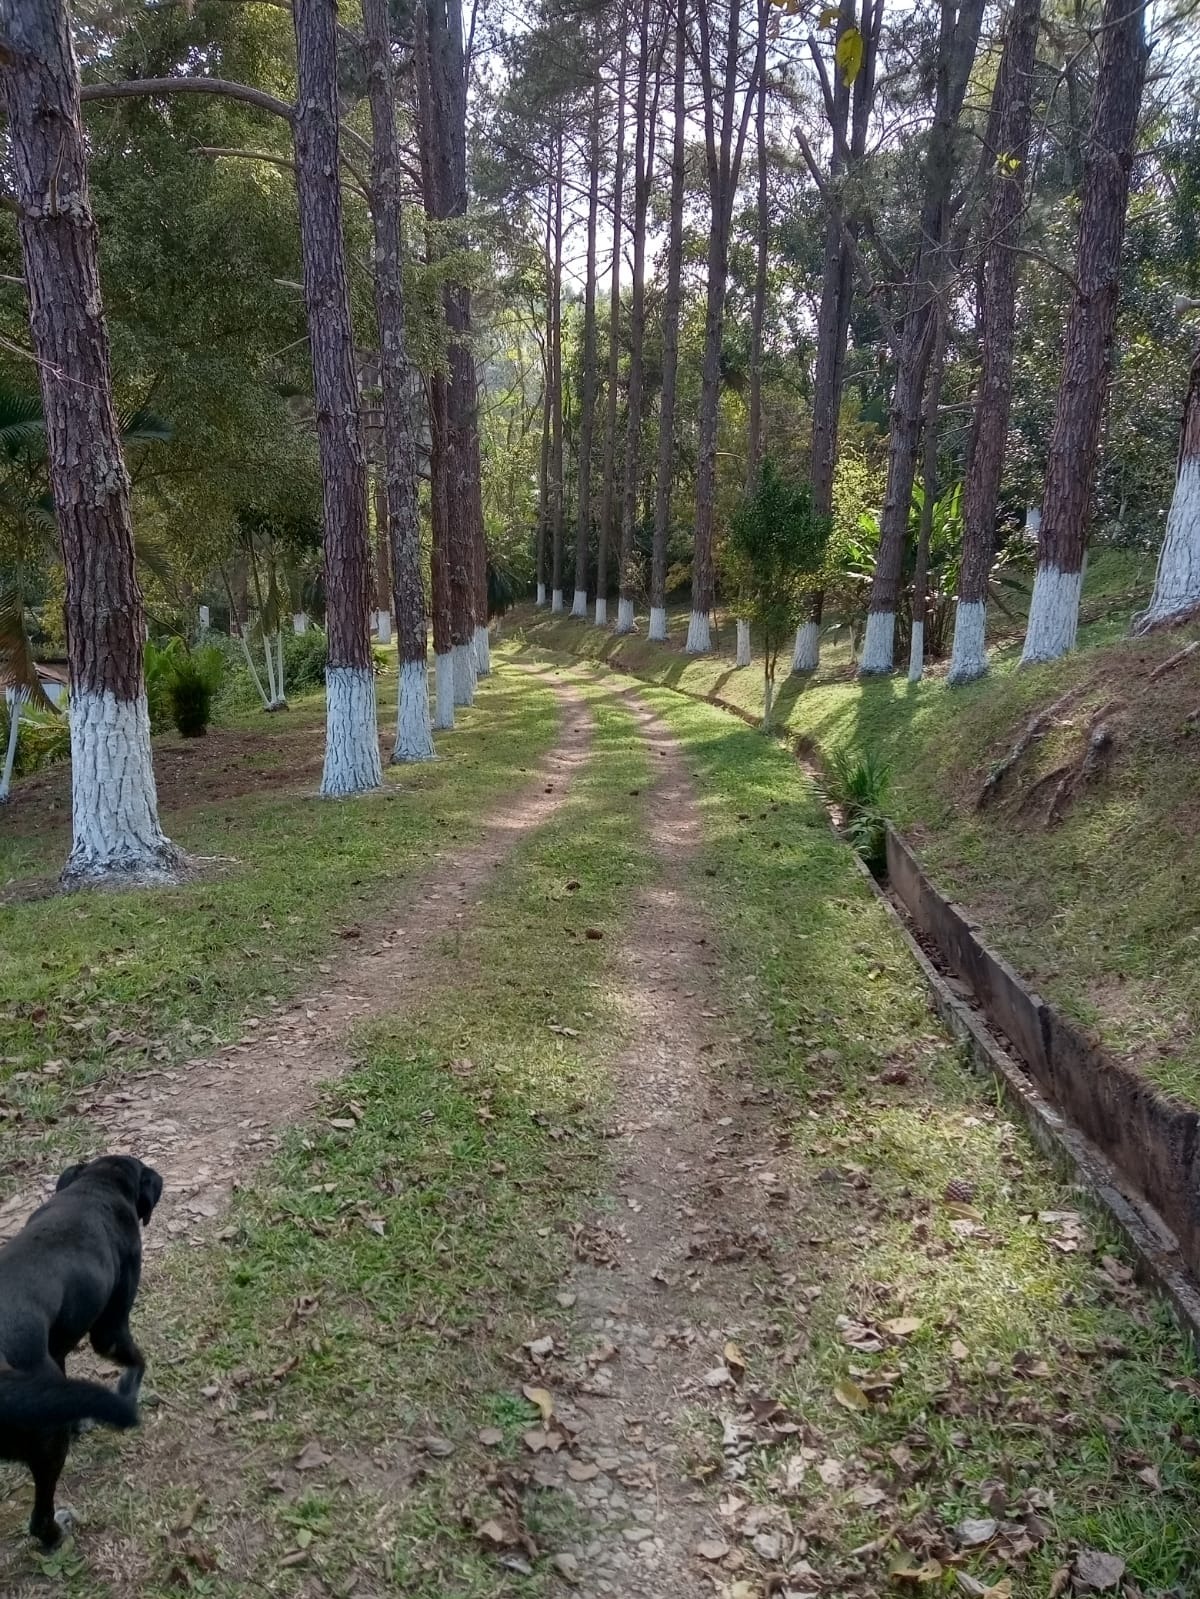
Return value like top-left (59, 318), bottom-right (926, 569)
top-left (595, 28), bottom-right (629, 628)
top-left (363, 0), bottom-right (434, 760)
top-left (1, 0), bottom-right (179, 879)
top-left (649, 0), bottom-right (687, 643)
top-left (860, 0), bottom-right (986, 675)
top-left (1021, 0), bottom-right (1148, 663)
top-left (572, 65), bottom-right (602, 619)
top-left (947, 0), bottom-right (1042, 684)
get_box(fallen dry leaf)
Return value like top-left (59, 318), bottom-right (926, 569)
top-left (567, 1460), bottom-right (600, 1482)
top-left (522, 1427), bottom-right (563, 1454)
top-left (1072, 1549), bottom-right (1126, 1592)
top-left (956, 1516), bottom-right (998, 1547)
top-left (521, 1384), bottom-right (555, 1424)
top-left (883, 1316), bottom-right (923, 1339)
top-left (1136, 1464), bottom-right (1162, 1491)
top-left (294, 1440), bottom-right (330, 1472)
top-left (478, 1427), bottom-right (504, 1447)
top-left (833, 1377), bottom-right (870, 1412)
top-left (723, 1340), bottom-right (747, 1380)
top-left (477, 1518), bottom-right (514, 1548)
top-left (694, 1538), bottom-right (731, 1563)
top-left (889, 1550), bottom-right (943, 1583)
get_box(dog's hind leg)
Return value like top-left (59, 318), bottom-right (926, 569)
top-left (27, 1429), bottom-right (71, 1548)
top-left (90, 1319), bottom-right (145, 1404)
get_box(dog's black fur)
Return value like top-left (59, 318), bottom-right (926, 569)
top-left (0, 1155), bottom-right (162, 1545)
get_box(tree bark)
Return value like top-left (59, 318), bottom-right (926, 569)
top-left (291, 0), bottom-right (382, 793)
top-left (649, 0), bottom-right (687, 643)
top-left (1021, 0), bottom-right (1148, 664)
top-left (861, 0), bottom-right (986, 675)
top-left (573, 65), bottom-right (603, 619)
top-left (595, 23), bottom-right (629, 627)
top-left (2, 0), bottom-right (178, 880)
top-left (948, 0), bottom-right (1042, 684)
top-left (363, 0), bottom-right (434, 759)
top-left (908, 309), bottom-right (946, 682)
top-left (616, 0), bottom-right (657, 634)
top-left (550, 127), bottom-right (566, 613)
top-left (746, 0), bottom-right (769, 496)
top-left (1134, 347), bottom-right (1200, 632)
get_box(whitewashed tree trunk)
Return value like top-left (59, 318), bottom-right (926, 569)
top-left (262, 632), bottom-right (279, 707)
top-left (434, 650), bottom-right (455, 730)
top-left (551, 588), bottom-right (564, 613)
top-left (615, 596), bottom-right (635, 634)
top-left (648, 605), bottom-right (667, 641)
top-left (275, 630), bottom-right (286, 705)
top-left (1, 691), bottom-right (21, 803)
top-left (473, 622), bottom-right (491, 676)
top-left (376, 608), bottom-right (392, 644)
top-left (762, 673), bottom-right (774, 732)
top-left (859, 609), bottom-right (895, 674)
top-left (394, 656), bottom-right (436, 760)
top-left (321, 668), bottom-right (382, 796)
top-left (792, 619), bottom-right (820, 673)
top-left (570, 589), bottom-right (588, 618)
top-left (293, 612), bottom-right (308, 634)
top-left (536, 582), bottom-right (547, 606)
top-left (1020, 565), bottom-right (1083, 664)
top-left (452, 641), bottom-right (476, 705)
top-left (65, 692), bottom-right (178, 881)
top-left (947, 599), bottom-right (988, 684)
top-left (908, 619), bottom-right (925, 682)
top-left (238, 632), bottom-right (270, 709)
top-left (685, 610), bottom-right (711, 653)
top-left (594, 596), bottom-right (608, 626)
top-left (1136, 459), bottom-right (1200, 630)
top-left (198, 605), bottom-right (210, 630)
top-left (736, 619), bottom-right (751, 666)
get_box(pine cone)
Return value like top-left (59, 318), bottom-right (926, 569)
top-left (944, 1177), bottom-right (977, 1204)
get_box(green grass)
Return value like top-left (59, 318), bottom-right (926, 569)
top-left (511, 575), bottom-right (1200, 1104)
top-left (635, 684), bottom-right (1200, 1597)
top-left (0, 670), bottom-right (561, 1179)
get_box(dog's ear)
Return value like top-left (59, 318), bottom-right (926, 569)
top-left (137, 1163), bottom-right (164, 1225)
top-left (56, 1161), bottom-right (87, 1192)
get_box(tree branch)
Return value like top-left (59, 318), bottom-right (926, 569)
top-left (80, 75), bottom-right (295, 122)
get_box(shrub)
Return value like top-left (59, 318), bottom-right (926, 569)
top-left (285, 626), bottom-right (329, 694)
top-left (143, 636), bottom-right (186, 731)
top-left (167, 647), bottom-right (223, 738)
top-left (826, 747), bottom-right (892, 873)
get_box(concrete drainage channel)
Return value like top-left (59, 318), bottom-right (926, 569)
top-left (521, 643), bottom-right (1200, 1346)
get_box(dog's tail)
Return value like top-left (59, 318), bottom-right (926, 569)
top-left (0, 1365), bottom-right (139, 1431)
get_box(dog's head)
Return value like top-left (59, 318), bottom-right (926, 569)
top-left (56, 1155), bottom-right (165, 1226)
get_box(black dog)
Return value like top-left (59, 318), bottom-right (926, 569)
top-left (0, 1155), bottom-right (162, 1546)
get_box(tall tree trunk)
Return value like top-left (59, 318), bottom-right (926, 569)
top-left (690, 0), bottom-right (761, 653)
top-left (746, 3), bottom-right (768, 495)
top-left (861, 0), bottom-right (986, 675)
top-left (429, 373), bottom-right (456, 727)
top-left (1134, 346), bottom-right (1200, 631)
top-left (291, 0), bottom-right (383, 792)
top-left (1021, 0), bottom-right (1148, 663)
top-left (550, 128), bottom-right (566, 614)
top-left (615, 0), bottom-right (656, 635)
top-left (948, 0), bottom-right (1041, 684)
top-left (573, 66), bottom-right (603, 620)
top-left (908, 309), bottom-right (946, 682)
top-left (535, 184), bottom-right (553, 607)
top-left (649, 0), bottom-right (687, 643)
top-left (1, 0), bottom-right (178, 879)
top-left (793, 0), bottom-right (878, 675)
top-left (364, 0), bottom-right (435, 759)
top-left (373, 474), bottom-right (392, 645)
top-left (595, 24), bottom-right (629, 627)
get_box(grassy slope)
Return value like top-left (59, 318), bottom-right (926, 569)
top-left (0, 671), bottom-right (560, 1173)
top-left (507, 554), bottom-right (1200, 1104)
top-left (6, 668), bottom-right (1193, 1598)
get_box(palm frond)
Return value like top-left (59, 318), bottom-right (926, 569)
top-left (120, 407), bottom-right (174, 446)
top-left (0, 385), bottom-right (47, 456)
top-left (0, 581), bottom-right (57, 712)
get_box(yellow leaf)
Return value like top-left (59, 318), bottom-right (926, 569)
top-left (888, 1550), bottom-right (943, 1584)
top-left (723, 1340), bottom-right (746, 1379)
top-left (835, 24), bottom-right (864, 85)
top-left (983, 1583), bottom-right (1013, 1599)
top-left (944, 1201), bottom-right (983, 1220)
top-left (521, 1383), bottom-right (554, 1424)
top-left (833, 1376), bottom-right (869, 1411)
top-left (818, 4), bottom-right (840, 23)
top-left (883, 1317), bottom-right (923, 1339)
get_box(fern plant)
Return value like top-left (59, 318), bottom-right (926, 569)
top-left (826, 747), bottom-right (893, 872)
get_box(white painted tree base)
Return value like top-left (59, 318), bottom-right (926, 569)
top-left (615, 596), bottom-right (635, 634)
top-left (393, 657), bottom-right (435, 762)
top-left (62, 689), bottom-right (180, 882)
top-left (907, 620), bottom-right (924, 682)
top-left (474, 624), bottom-right (491, 677)
top-left (292, 613), bottom-right (308, 635)
top-left (792, 620), bottom-right (820, 673)
top-left (551, 589), bottom-right (564, 614)
top-left (1021, 564), bottom-right (1082, 664)
top-left (735, 619), bottom-right (751, 667)
top-left (452, 642), bottom-right (476, 706)
top-left (434, 651), bottom-right (455, 730)
top-left (947, 599), bottom-right (989, 685)
top-left (570, 589), bottom-right (588, 618)
top-left (648, 606), bottom-right (667, 641)
top-left (858, 610), bottom-right (895, 675)
top-left (1, 690), bottom-right (22, 804)
top-left (1134, 457), bottom-right (1200, 633)
top-left (594, 597), bottom-right (608, 626)
top-left (536, 583), bottom-right (547, 606)
top-left (376, 610), bottom-right (392, 645)
top-left (321, 667), bottom-right (383, 797)
top-left (762, 675), bottom-right (775, 732)
top-left (685, 610), bottom-right (711, 653)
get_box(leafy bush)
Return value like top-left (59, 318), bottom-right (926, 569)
top-left (826, 747), bottom-right (892, 873)
top-left (143, 636), bottom-right (186, 731)
top-left (286, 626), bottom-right (329, 693)
top-left (1, 700), bottom-right (71, 778)
top-left (167, 647), bottom-right (223, 738)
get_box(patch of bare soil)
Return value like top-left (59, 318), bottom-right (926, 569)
top-left (0, 682), bottom-right (595, 1250)
top-left (502, 687), bottom-right (805, 1598)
